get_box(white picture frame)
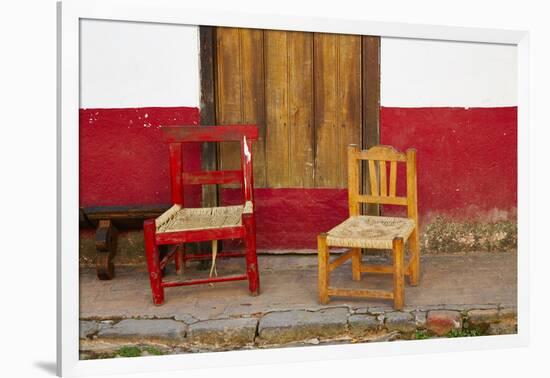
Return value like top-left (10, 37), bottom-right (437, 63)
top-left (57, 1), bottom-right (529, 376)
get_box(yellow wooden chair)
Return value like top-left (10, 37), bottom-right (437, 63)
top-left (317, 144), bottom-right (420, 310)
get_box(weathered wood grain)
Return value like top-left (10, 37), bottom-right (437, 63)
top-left (314, 33), bottom-right (361, 188)
top-left (362, 36), bottom-right (381, 215)
top-left (265, 31), bottom-right (314, 188)
top-left (216, 28), bottom-right (266, 187)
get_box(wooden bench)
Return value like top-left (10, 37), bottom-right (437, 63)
top-left (80, 205), bottom-right (169, 280)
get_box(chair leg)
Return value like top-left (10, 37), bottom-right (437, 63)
top-left (408, 229), bottom-right (420, 286)
top-left (318, 233), bottom-right (330, 305)
top-left (392, 237), bottom-right (405, 310)
top-left (243, 213), bottom-right (260, 296)
top-left (175, 244), bottom-right (185, 275)
top-left (144, 219), bottom-right (164, 305)
top-left (351, 248), bottom-right (361, 281)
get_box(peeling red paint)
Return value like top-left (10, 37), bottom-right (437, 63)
top-left (79, 106), bottom-right (201, 207)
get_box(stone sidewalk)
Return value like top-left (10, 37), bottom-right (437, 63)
top-left (79, 252), bottom-right (517, 358)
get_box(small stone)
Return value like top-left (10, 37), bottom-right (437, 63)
top-left (468, 309), bottom-right (499, 324)
top-left (97, 319), bottom-right (186, 344)
top-left (349, 314), bottom-right (381, 338)
top-left (79, 320), bottom-right (99, 339)
top-left (353, 307), bottom-right (370, 314)
top-left (467, 309), bottom-right (499, 332)
top-left (498, 307), bottom-right (517, 322)
top-left (187, 317), bottom-right (258, 347)
top-left (426, 310), bottom-right (462, 336)
top-left (487, 322), bottom-right (517, 335)
top-left (413, 311), bottom-right (427, 328)
top-left (385, 312), bottom-right (415, 333)
top-left (258, 308), bottom-right (349, 345)
top-left (306, 338), bottom-right (320, 345)
top-left (368, 306), bottom-right (393, 315)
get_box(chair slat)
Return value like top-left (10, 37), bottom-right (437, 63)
top-left (368, 160), bottom-right (379, 196)
top-left (181, 170), bottom-right (242, 185)
top-left (390, 161), bottom-right (397, 197)
top-left (355, 195), bottom-right (407, 206)
top-left (379, 161), bottom-right (387, 197)
top-left (357, 145), bottom-right (407, 162)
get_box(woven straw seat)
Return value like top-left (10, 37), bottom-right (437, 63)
top-left (156, 201), bottom-right (253, 234)
top-left (326, 216), bottom-right (415, 250)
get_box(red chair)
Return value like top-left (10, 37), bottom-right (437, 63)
top-left (143, 125), bottom-right (260, 305)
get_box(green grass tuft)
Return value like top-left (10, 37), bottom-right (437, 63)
top-left (447, 328), bottom-right (482, 338)
top-left (144, 346), bottom-right (164, 356)
top-left (414, 330), bottom-right (429, 340)
top-left (117, 346), bottom-right (141, 358)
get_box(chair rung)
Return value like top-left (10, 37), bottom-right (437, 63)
top-left (327, 287), bottom-right (394, 299)
top-left (184, 251), bottom-right (246, 261)
top-left (328, 250), bottom-right (355, 272)
top-left (360, 263), bottom-right (411, 275)
top-left (161, 274), bottom-right (247, 288)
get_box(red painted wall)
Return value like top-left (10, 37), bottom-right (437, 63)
top-left (79, 106), bottom-right (517, 250)
top-left (380, 106), bottom-right (517, 222)
top-left (79, 107), bottom-right (200, 207)
top-left (222, 188), bottom-right (349, 250)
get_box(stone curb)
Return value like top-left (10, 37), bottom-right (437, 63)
top-left (80, 304), bottom-right (518, 356)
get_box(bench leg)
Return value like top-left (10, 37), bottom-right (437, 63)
top-left (318, 233), bottom-right (330, 305)
top-left (95, 220), bottom-right (117, 280)
top-left (243, 214), bottom-right (260, 296)
top-left (392, 237), bottom-right (405, 310)
top-left (144, 219), bottom-right (164, 305)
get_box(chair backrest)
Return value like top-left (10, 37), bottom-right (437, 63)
top-left (161, 125), bottom-right (258, 206)
top-left (347, 144), bottom-right (418, 224)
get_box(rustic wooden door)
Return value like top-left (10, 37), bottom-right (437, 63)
top-left (212, 27), bottom-right (380, 192)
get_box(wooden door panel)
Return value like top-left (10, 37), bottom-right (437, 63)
top-left (265, 31), bottom-right (314, 188)
top-left (216, 27), bottom-right (266, 187)
top-left (215, 28), bottom-right (376, 190)
top-left (314, 33), bottom-right (362, 188)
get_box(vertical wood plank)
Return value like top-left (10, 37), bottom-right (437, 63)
top-left (338, 34), bottom-right (362, 187)
top-left (314, 33), bottom-right (361, 188)
top-left (362, 36), bottom-right (381, 214)
top-left (288, 32), bottom-right (315, 187)
top-left (265, 30), bottom-right (290, 187)
top-left (314, 33), bottom-right (339, 187)
top-left (216, 27), bottom-right (243, 176)
top-left (216, 28), bottom-right (266, 187)
top-left (199, 26), bottom-right (218, 207)
top-left (266, 31), bottom-right (314, 188)
top-left (240, 29), bottom-right (266, 187)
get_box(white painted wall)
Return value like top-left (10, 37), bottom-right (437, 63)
top-left (381, 38), bottom-right (517, 107)
top-left (79, 19), bottom-right (200, 109)
top-left (79, 21), bottom-right (516, 110)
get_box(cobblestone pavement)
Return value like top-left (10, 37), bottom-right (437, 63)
top-left (79, 252), bottom-right (517, 357)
